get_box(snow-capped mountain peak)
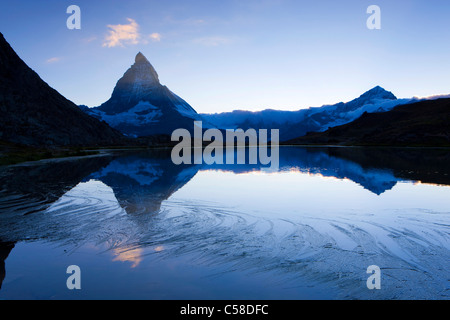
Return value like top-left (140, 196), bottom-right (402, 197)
top-left (201, 86), bottom-right (412, 141)
top-left (360, 86), bottom-right (397, 101)
top-left (352, 86), bottom-right (397, 107)
top-left (79, 52), bottom-right (201, 137)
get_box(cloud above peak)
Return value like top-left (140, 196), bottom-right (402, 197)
top-left (149, 33), bottom-right (162, 42)
top-left (103, 18), bottom-right (161, 48)
top-left (46, 57), bottom-right (61, 64)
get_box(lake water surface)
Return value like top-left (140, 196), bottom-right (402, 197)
top-left (0, 146), bottom-right (449, 299)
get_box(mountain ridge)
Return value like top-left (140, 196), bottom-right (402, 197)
top-left (201, 86), bottom-right (412, 141)
top-left (0, 32), bottom-right (125, 147)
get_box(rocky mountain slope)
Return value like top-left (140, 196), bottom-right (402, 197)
top-left (286, 97), bottom-right (450, 147)
top-left (0, 32), bottom-right (125, 147)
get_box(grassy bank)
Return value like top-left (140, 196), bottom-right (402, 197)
top-left (0, 145), bottom-right (100, 166)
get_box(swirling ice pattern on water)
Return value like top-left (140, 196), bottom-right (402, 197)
top-left (149, 201), bottom-right (449, 299)
top-left (38, 177), bottom-right (450, 300)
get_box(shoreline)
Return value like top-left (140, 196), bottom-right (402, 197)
top-left (2, 143), bottom-right (450, 167)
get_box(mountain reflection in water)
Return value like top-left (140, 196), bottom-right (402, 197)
top-left (0, 146), bottom-right (449, 299)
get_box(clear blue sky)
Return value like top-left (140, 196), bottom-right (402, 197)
top-left (1, 0), bottom-right (450, 113)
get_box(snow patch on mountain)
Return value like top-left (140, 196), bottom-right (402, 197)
top-left (91, 101), bottom-right (163, 128)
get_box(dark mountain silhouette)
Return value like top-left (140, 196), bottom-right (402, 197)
top-left (0, 32), bottom-right (125, 147)
top-left (0, 241), bottom-right (14, 290)
top-left (286, 98), bottom-right (450, 147)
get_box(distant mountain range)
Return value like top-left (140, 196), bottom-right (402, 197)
top-left (201, 86), bottom-right (414, 141)
top-left (0, 32), bottom-right (124, 147)
top-left (287, 97), bottom-right (450, 147)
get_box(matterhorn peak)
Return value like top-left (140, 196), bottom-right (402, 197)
top-left (121, 51), bottom-right (160, 87)
top-left (135, 52), bottom-right (149, 64)
top-left (91, 50), bottom-right (200, 134)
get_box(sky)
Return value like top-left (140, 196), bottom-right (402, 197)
top-left (1, 0), bottom-right (450, 113)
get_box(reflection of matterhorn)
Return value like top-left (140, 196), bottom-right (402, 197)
top-left (88, 153), bottom-right (199, 214)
